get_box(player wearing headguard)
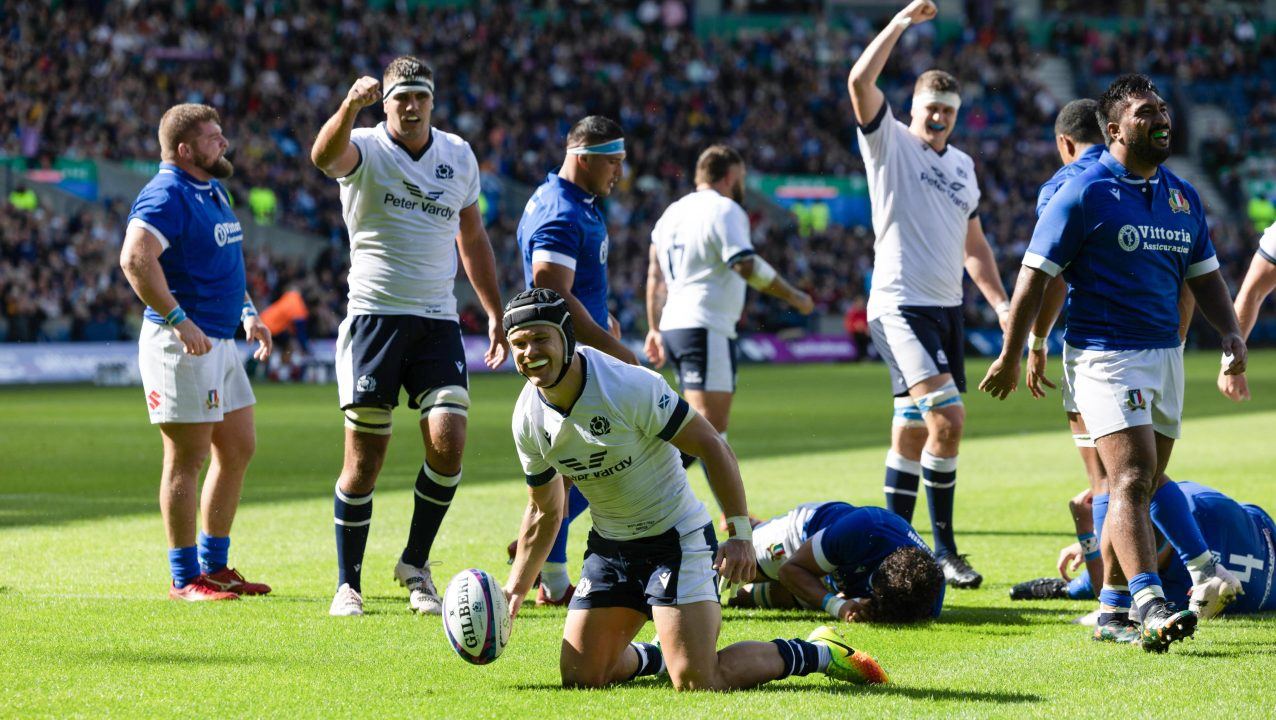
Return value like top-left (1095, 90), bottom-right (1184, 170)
top-left (1217, 220), bottom-right (1276, 402)
top-left (848, 0), bottom-right (1011, 589)
top-left (727, 502), bottom-right (945, 624)
top-left (510, 116), bottom-right (636, 607)
top-left (982, 74), bottom-right (1247, 652)
top-left (645, 145), bottom-right (813, 463)
top-left (502, 289), bottom-right (887, 690)
top-left (311, 56), bottom-right (508, 617)
top-left (120, 103), bottom-right (273, 601)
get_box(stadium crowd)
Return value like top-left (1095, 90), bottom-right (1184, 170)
top-left (0, 1), bottom-right (1270, 345)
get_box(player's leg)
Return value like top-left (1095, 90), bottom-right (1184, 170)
top-left (158, 421), bottom-right (225, 598)
top-left (868, 315), bottom-right (925, 522)
top-left (560, 607), bottom-right (650, 688)
top-left (198, 404), bottom-right (271, 595)
top-left (398, 319), bottom-right (471, 615)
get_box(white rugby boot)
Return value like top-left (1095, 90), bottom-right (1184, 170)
top-left (394, 559), bottom-right (442, 615)
top-left (329, 583), bottom-right (364, 617)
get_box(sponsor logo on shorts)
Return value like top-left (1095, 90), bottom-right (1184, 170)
top-left (206, 390), bottom-right (220, 410)
top-left (146, 390), bottom-right (162, 410)
top-left (658, 571), bottom-right (671, 589)
top-left (357, 375), bottom-right (377, 393)
top-left (1125, 388), bottom-right (1146, 410)
top-left (588, 416), bottom-right (611, 436)
top-left (455, 361), bottom-right (465, 374)
top-left (575, 578), bottom-right (591, 597)
top-left (683, 370), bottom-right (703, 385)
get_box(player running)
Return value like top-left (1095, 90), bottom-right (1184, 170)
top-left (502, 289), bottom-right (887, 690)
top-left (982, 74), bottom-right (1247, 652)
top-left (120, 103), bottom-right (273, 601)
top-left (1012, 481), bottom-right (1275, 622)
top-left (726, 501), bottom-right (945, 624)
top-left (848, 0), bottom-right (1011, 588)
top-left (1218, 220), bottom-right (1276, 402)
top-left (510, 116), bottom-right (636, 607)
top-left (311, 56), bottom-right (508, 617)
top-left (645, 144), bottom-right (813, 461)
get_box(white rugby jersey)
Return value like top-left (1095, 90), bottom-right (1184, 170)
top-left (857, 104), bottom-right (980, 320)
top-left (651, 189), bottom-right (755, 338)
top-left (1260, 220), bottom-right (1276, 264)
top-left (512, 347), bottom-right (710, 541)
top-left (338, 124), bottom-right (481, 319)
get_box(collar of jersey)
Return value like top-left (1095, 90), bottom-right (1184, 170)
top-left (158, 162), bottom-right (212, 191)
top-left (382, 122), bottom-right (433, 162)
top-left (1099, 151), bottom-right (1160, 185)
top-left (537, 351), bottom-right (588, 417)
top-left (1078, 144), bottom-right (1104, 163)
top-left (547, 173), bottom-right (596, 205)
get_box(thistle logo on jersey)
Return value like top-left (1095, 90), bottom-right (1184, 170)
top-left (1125, 388), bottom-right (1146, 410)
top-left (589, 416), bottom-right (611, 436)
top-left (1117, 225), bottom-right (1141, 252)
top-left (1168, 188), bottom-right (1190, 214)
top-left (561, 451), bottom-right (607, 472)
top-left (435, 163), bottom-right (455, 180)
top-left (213, 221), bottom-right (244, 247)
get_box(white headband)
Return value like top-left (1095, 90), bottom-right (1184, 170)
top-left (383, 77), bottom-right (435, 101)
top-left (913, 91), bottom-right (961, 111)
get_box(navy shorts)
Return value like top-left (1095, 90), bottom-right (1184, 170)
top-left (868, 306), bottom-right (966, 397)
top-left (335, 314), bottom-right (467, 409)
top-left (662, 327), bottom-right (738, 393)
top-left (569, 523), bottom-right (720, 616)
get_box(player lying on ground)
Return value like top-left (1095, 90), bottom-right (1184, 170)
top-left (725, 501), bottom-right (945, 624)
top-left (1011, 481), bottom-right (1275, 624)
top-left (501, 289), bottom-right (887, 690)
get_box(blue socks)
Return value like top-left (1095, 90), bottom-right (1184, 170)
top-left (402, 462), bottom-right (461, 568)
top-left (770, 638), bottom-right (828, 678)
top-left (548, 485), bottom-right (590, 564)
top-left (169, 546), bottom-right (200, 588)
top-left (628, 642), bottom-right (665, 680)
top-left (1129, 571), bottom-right (1166, 614)
top-left (1091, 492), bottom-right (1109, 541)
top-left (921, 451), bottom-right (958, 558)
top-left (1098, 584), bottom-right (1132, 626)
top-left (197, 532), bottom-right (230, 575)
top-left (334, 484), bottom-right (373, 592)
top-left (884, 451), bottom-right (921, 522)
top-left (1149, 481), bottom-right (1210, 569)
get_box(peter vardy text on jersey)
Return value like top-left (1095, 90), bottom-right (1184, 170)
top-left (919, 166), bottom-right (972, 214)
top-left (382, 192), bottom-right (456, 220)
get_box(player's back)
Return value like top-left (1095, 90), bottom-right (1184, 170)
top-left (1035, 144), bottom-right (1104, 217)
top-left (651, 189), bottom-right (752, 337)
top-left (337, 124), bottom-right (480, 320)
top-left (1176, 481), bottom-right (1276, 612)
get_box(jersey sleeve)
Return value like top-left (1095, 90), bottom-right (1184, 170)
top-left (719, 202), bottom-right (755, 265)
top-left (808, 510), bottom-right (878, 573)
top-left (1260, 221), bottom-right (1276, 265)
top-left (1024, 179), bottom-right (1088, 277)
top-left (855, 102), bottom-right (902, 168)
top-left (1034, 178), bottom-right (1059, 219)
top-left (512, 410), bottom-right (556, 487)
top-left (462, 142), bottom-right (481, 208)
top-left (528, 212), bottom-right (583, 271)
top-left (335, 132), bottom-right (369, 185)
top-left (623, 366), bottom-right (693, 442)
top-left (1185, 195), bottom-right (1219, 279)
top-left (127, 185), bottom-right (185, 251)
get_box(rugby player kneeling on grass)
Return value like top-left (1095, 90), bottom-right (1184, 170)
top-left (727, 502), bottom-right (946, 624)
top-left (501, 289), bottom-right (887, 690)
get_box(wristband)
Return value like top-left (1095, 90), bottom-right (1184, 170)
top-left (893, 15), bottom-right (913, 29)
top-left (1078, 532), bottom-right (1100, 561)
top-left (822, 592), bottom-right (848, 620)
top-left (241, 300), bottom-right (258, 323)
top-left (164, 306), bottom-right (187, 326)
top-left (994, 300), bottom-right (1011, 317)
top-left (724, 515), bottom-right (753, 542)
top-left (1221, 352), bottom-right (1235, 367)
top-left (1028, 333), bottom-right (1046, 351)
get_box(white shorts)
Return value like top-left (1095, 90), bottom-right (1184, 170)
top-left (1062, 343), bottom-right (1183, 440)
top-left (138, 321), bottom-right (255, 424)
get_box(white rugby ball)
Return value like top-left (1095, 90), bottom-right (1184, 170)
top-left (442, 568), bottom-right (511, 665)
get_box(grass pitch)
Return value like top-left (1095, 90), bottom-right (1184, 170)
top-left (2, 351), bottom-right (1275, 718)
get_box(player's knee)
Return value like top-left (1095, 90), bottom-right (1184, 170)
top-left (417, 385), bottom-right (469, 421)
top-left (668, 665), bottom-right (721, 692)
top-left (560, 665), bottom-right (610, 689)
top-left (344, 405), bottom-right (393, 436)
top-left (892, 397), bottom-right (926, 429)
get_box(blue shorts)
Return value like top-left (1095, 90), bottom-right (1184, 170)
top-left (335, 315), bottom-right (467, 409)
top-left (661, 327), bottom-right (738, 393)
top-left (868, 306), bottom-right (966, 397)
top-left (569, 524), bottom-right (720, 616)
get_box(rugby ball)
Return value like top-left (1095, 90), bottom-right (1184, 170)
top-left (442, 568), bottom-right (511, 665)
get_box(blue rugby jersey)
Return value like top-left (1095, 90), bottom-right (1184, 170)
top-left (1035, 144), bottom-right (1104, 218)
top-left (127, 163), bottom-right (245, 339)
top-left (517, 173), bottom-right (611, 327)
top-left (1025, 151), bottom-right (1218, 350)
top-left (1166, 482), bottom-right (1276, 613)
top-left (806, 503), bottom-right (945, 618)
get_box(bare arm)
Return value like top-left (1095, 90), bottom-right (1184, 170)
top-left (963, 216), bottom-right (1010, 325)
top-left (1032, 276), bottom-right (1067, 337)
top-left (848, 0), bottom-right (936, 125)
top-left (504, 476), bottom-right (566, 618)
top-left (311, 76), bottom-right (380, 178)
top-left (979, 265), bottom-right (1054, 399)
top-left (119, 224), bottom-right (211, 356)
top-left (533, 261), bottom-right (638, 364)
top-left (777, 542), bottom-right (857, 622)
top-left (670, 412), bottom-right (754, 586)
top-left (456, 203), bottom-right (508, 369)
top-left (644, 245), bottom-right (668, 367)
top-left (731, 256), bottom-right (814, 314)
top-left (1234, 254), bottom-right (1276, 340)
top-left (1187, 269), bottom-right (1246, 375)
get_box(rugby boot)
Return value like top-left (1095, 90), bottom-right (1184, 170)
top-left (169, 575), bottom-right (239, 602)
top-left (806, 625), bottom-right (889, 685)
top-left (939, 553), bottom-right (984, 589)
top-left (1140, 602), bottom-right (1197, 653)
top-left (1010, 577), bottom-right (1069, 600)
top-left (204, 567), bottom-right (272, 595)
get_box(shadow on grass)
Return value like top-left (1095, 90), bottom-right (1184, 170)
top-left (73, 648), bottom-right (282, 667)
top-left (5, 351), bottom-right (1275, 530)
top-left (957, 530), bottom-right (1076, 538)
top-left (512, 679), bottom-right (1040, 703)
top-left (936, 605), bottom-right (1079, 627)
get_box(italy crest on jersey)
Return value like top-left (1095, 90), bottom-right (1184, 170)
top-left (1168, 188), bottom-right (1190, 214)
